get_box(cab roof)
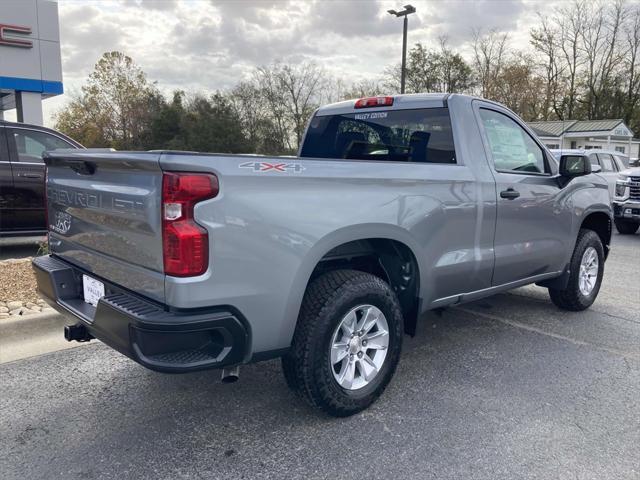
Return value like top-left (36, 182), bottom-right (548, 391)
top-left (0, 119), bottom-right (84, 148)
top-left (549, 148), bottom-right (629, 158)
top-left (315, 93), bottom-right (503, 117)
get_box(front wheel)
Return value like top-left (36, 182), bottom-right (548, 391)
top-left (282, 270), bottom-right (404, 417)
top-left (548, 229), bottom-right (604, 311)
top-left (614, 219), bottom-right (639, 235)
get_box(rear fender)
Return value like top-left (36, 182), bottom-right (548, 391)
top-left (280, 224), bottom-right (424, 346)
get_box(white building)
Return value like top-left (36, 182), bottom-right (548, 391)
top-left (528, 119), bottom-right (640, 158)
top-left (0, 0), bottom-right (62, 125)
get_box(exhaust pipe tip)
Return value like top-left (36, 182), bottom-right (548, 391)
top-left (221, 366), bottom-right (240, 383)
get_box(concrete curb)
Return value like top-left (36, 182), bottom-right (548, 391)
top-left (0, 310), bottom-right (87, 363)
top-left (0, 309), bottom-right (60, 328)
top-left (0, 235), bottom-right (45, 247)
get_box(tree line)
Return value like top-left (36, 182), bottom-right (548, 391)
top-left (56, 0), bottom-right (640, 155)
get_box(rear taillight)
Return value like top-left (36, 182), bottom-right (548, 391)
top-left (354, 96), bottom-right (394, 108)
top-left (162, 172), bottom-right (218, 277)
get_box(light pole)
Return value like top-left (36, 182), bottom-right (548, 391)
top-left (387, 4), bottom-right (416, 94)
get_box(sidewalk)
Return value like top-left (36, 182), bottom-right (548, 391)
top-left (0, 310), bottom-right (87, 363)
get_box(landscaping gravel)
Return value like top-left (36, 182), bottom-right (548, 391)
top-left (0, 258), bottom-right (53, 319)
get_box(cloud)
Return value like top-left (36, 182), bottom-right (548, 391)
top-left (123, 0), bottom-right (179, 10)
top-left (308, 1), bottom-right (411, 37)
top-left (39, 0), bottom-right (542, 125)
top-left (423, 0), bottom-right (526, 45)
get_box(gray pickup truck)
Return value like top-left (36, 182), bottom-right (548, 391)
top-left (34, 93), bottom-right (612, 416)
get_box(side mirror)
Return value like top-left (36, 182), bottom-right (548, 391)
top-left (559, 154), bottom-right (591, 178)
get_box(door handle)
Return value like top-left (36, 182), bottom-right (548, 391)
top-left (500, 188), bottom-right (520, 200)
top-left (18, 173), bottom-right (43, 179)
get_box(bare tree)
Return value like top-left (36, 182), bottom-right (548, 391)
top-left (472, 29), bottom-right (508, 98)
top-left (579, 0), bottom-right (625, 118)
top-left (553, 0), bottom-right (587, 119)
top-left (437, 37), bottom-right (475, 93)
top-left (492, 54), bottom-right (546, 121)
top-left (530, 15), bottom-right (564, 119)
top-left (229, 81), bottom-right (275, 153)
top-left (335, 79), bottom-right (386, 100)
top-left (622, 3), bottom-right (640, 132)
top-left (254, 62), bottom-right (327, 152)
top-left (527, 0), bottom-right (639, 128)
top-left (383, 39), bottom-right (473, 94)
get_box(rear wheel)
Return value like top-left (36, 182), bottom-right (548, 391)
top-left (282, 269), bottom-right (403, 417)
top-left (614, 219), bottom-right (639, 235)
top-left (548, 229), bottom-right (604, 311)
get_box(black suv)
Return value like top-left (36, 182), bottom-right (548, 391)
top-left (0, 121), bottom-right (83, 237)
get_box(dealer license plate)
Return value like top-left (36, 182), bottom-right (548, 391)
top-left (82, 275), bottom-right (105, 307)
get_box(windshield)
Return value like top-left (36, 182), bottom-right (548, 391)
top-left (300, 107), bottom-right (456, 164)
top-left (617, 155), bottom-right (630, 168)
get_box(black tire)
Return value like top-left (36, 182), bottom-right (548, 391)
top-left (548, 229), bottom-right (604, 311)
top-left (282, 269), bottom-right (404, 417)
top-left (614, 219), bottom-right (639, 235)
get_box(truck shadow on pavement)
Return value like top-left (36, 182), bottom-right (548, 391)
top-left (79, 286), bottom-right (629, 423)
top-left (94, 287), bottom-right (635, 412)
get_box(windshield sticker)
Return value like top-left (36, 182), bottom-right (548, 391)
top-left (239, 161), bottom-right (305, 173)
top-left (354, 112), bottom-right (388, 121)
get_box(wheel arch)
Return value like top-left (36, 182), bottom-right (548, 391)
top-left (281, 224), bottom-right (424, 345)
top-left (579, 210), bottom-right (612, 259)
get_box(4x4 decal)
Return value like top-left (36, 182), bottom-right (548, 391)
top-left (239, 161), bottom-right (305, 173)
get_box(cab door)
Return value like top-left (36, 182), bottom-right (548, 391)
top-left (475, 103), bottom-right (573, 286)
top-left (0, 127), bottom-right (15, 232)
top-left (7, 127), bottom-right (75, 232)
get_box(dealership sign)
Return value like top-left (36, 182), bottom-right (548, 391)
top-left (0, 24), bottom-right (33, 48)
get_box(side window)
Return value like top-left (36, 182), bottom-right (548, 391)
top-left (10, 129), bottom-right (73, 164)
top-left (597, 153), bottom-right (615, 172)
top-left (588, 153), bottom-right (600, 166)
top-left (479, 109), bottom-right (547, 174)
top-left (0, 128), bottom-right (8, 162)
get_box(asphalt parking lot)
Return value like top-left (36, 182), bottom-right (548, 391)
top-left (1, 233), bottom-right (638, 480)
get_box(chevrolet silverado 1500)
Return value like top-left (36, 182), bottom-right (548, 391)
top-left (33, 93), bottom-right (612, 416)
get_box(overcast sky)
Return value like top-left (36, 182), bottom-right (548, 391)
top-left (32, 0), bottom-right (565, 125)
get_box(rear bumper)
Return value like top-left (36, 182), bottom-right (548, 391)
top-left (32, 255), bottom-right (250, 373)
top-left (613, 200), bottom-right (640, 222)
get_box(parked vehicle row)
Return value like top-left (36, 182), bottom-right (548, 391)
top-left (550, 148), bottom-right (629, 200)
top-left (549, 148), bottom-right (640, 234)
top-left (33, 93), bottom-right (613, 416)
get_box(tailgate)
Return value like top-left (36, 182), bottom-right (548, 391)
top-left (45, 151), bottom-right (165, 302)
